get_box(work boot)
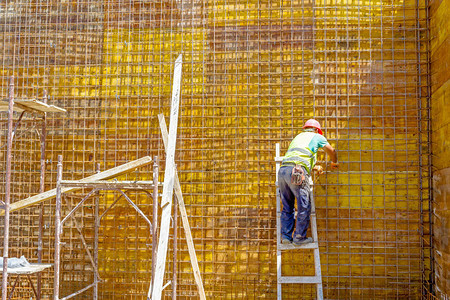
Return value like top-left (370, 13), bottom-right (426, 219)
top-left (281, 238), bottom-right (292, 245)
top-left (293, 236), bottom-right (313, 245)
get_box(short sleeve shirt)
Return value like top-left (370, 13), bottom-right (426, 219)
top-left (282, 132), bottom-right (329, 173)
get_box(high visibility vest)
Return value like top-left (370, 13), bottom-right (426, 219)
top-left (282, 131), bottom-right (329, 174)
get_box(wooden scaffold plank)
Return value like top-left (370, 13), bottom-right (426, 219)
top-left (0, 98), bottom-right (66, 114)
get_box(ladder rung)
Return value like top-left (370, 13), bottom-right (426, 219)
top-left (278, 242), bottom-right (318, 250)
top-left (279, 276), bottom-right (322, 284)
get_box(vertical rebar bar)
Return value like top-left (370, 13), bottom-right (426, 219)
top-left (54, 155), bottom-right (63, 300)
top-left (2, 76), bottom-right (14, 300)
top-left (37, 89), bottom-right (48, 300)
top-left (424, 0), bottom-right (434, 294)
top-left (415, 0), bottom-right (434, 295)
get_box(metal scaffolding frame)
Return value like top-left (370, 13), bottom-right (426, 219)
top-left (1, 76), bottom-right (65, 300)
top-left (53, 155), bottom-right (159, 300)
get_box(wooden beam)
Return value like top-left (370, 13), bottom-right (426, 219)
top-left (150, 54), bottom-right (182, 300)
top-left (16, 99), bottom-right (66, 113)
top-left (158, 113), bottom-right (206, 300)
top-left (1, 156), bottom-right (152, 215)
top-left (0, 99), bottom-right (66, 114)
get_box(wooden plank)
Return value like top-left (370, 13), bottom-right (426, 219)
top-left (433, 167), bottom-right (450, 296)
top-left (433, 122), bottom-right (450, 170)
top-left (432, 79), bottom-right (450, 170)
top-left (16, 99), bottom-right (65, 113)
top-left (150, 54), bottom-right (182, 300)
top-left (430, 0), bottom-right (449, 54)
top-left (0, 156), bottom-right (152, 215)
top-left (0, 99), bottom-right (66, 113)
top-left (6, 264), bottom-right (52, 275)
top-left (431, 36), bottom-right (450, 93)
top-left (158, 113), bottom-right (206, 300)
top-left (17, 99), bottom-right (66, 113)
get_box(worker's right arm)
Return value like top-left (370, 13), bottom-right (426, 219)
top-left (323, 144), bottom-right (339, 169)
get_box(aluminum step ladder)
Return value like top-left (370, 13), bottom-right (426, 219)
top-left (275, 143), bottom-right (323, 300)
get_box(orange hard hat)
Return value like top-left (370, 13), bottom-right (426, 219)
top-left (303, 119), bottom-right (323, 135)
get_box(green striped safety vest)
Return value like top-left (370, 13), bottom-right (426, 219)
top-left (282, 131), bottom-right (329, 174)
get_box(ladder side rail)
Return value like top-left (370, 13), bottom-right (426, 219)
top-left (276, 143), bottom-right (281, 247)
top-left (275, 143), bottom-right (282, 300)
top-left (310, 180), bottom-right (323, 299)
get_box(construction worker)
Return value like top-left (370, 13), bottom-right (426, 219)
top-left (279, 119), bottom-right (338, 245)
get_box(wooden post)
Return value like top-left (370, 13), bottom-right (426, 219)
top-left (150, 54), bottom-right (182, 300)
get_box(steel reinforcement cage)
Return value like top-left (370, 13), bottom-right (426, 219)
top-left (0, 0), bottom-right (433, 299)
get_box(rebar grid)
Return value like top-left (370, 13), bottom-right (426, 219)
top-left (0, 0), bottom-right (432, 299)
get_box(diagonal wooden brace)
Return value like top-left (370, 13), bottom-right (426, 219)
top-left (157, 113), bottom-right (206, 300)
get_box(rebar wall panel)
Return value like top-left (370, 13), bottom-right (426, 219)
top-left (0, 0), bottom-right (431, 299)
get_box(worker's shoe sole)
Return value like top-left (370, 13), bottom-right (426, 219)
top-left (293, 237), bottom-right (313, 245)
top-left (281, 239), bottom-right (292, 245)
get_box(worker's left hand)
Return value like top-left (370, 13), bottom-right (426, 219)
top-left (330, 162), bottom-right (339, 169)
top-left (313, 165), bottom-right (324, 175)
